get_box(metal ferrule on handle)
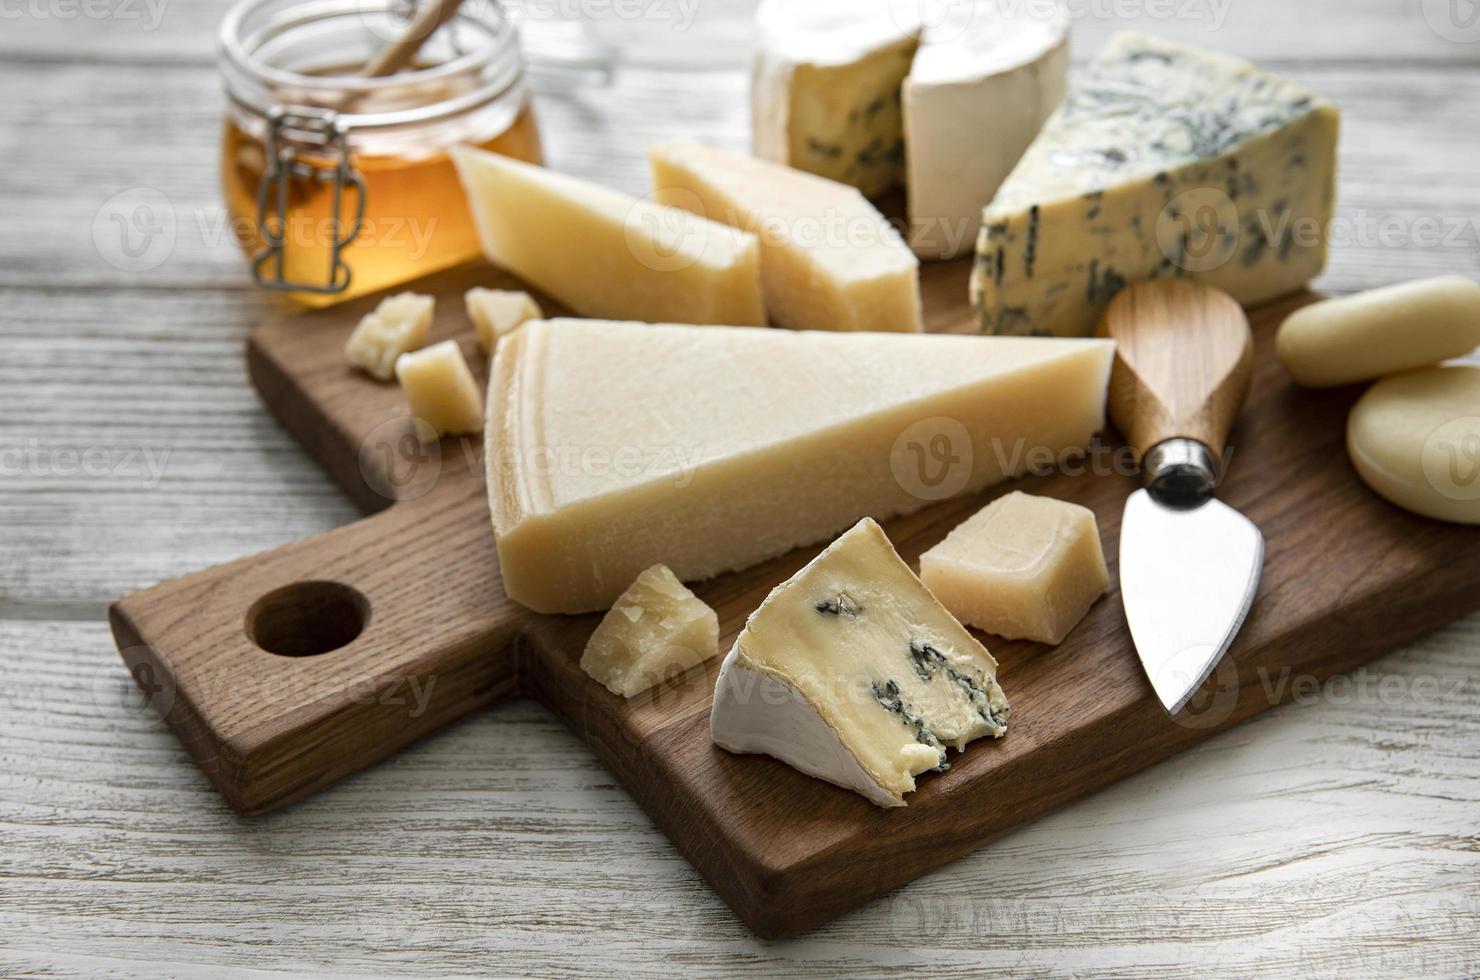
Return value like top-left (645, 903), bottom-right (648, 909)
top-left (1143, 438), bottom-right (1220, 505)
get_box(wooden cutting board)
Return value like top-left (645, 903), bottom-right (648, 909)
top-left (109, 260), bottom-right (1480, 938)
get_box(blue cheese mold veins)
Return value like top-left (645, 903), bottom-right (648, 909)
top-left (970, 31), bottom-right (1339, 337)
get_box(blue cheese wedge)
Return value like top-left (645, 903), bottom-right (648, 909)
top-left (971, 32), bottom-right (1340, 336)
top-left (710, 518), bottom-right (1008, 807)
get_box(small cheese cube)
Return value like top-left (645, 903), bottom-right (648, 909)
top-left (920, 492), bottom-right (1108, 645)
top-left (394, 340), bottom-right (483, 438)
top-left (580, 564), bottom-right (719, 698)
top-left (466, 287), bottom-right (542, 354)
top-left (345, 292), bottom-right (435, 380)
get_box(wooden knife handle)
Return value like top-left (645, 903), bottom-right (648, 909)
top-left (1099, 279), bottom-right (1254, 469)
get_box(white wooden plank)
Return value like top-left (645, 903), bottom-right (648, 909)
top-left (2, 0), bottom-right (1477, 68)
top-left (3, 0), bottom-right (1479, 971)
top-left (0, 618), bottom-right (1475, 975)
top-left (3, 62), bottom-right (1479, 603)
top-left (2, 63), bottom-right (1478, 294)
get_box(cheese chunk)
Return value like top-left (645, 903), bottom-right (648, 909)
top-left (345, 292), bottom-right (434, 380)
top-left (1277, 277), bottom-right (1480, 388)
top-left (903, 4), bottom-right (1068, 259)
top-left (920, 491), bottom-right (1107, 644)
top-left (466, 287), bottom-right (542, 355)
top-left (971, 32), bottom-right (1340, 336)
top-left (1347, 366), bottom-right (1480, 525)
top-left (451, 146), bottom-right (766, 327)
top-left (711, 518), bottom-right (1008, 807)
top-left (649, 141), bottom-right (921, 333)
top-left (751, 0), bottom-right (919, 198)
top-left (580, 564), bottom-right (720, 698)
top-left (395, 339), bottom-right (483, 437)
top-left (487, 318), bottom-right (1114, 613)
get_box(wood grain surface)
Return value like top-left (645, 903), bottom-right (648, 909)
top-left (1102, 281), bottom-right (1254, 466)
top-left (3, 0), bottom-right (1478, 974)
top-left (107, 257), bottom-right (1480, 938)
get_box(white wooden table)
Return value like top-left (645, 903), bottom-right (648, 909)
top-left (3, 2), bottom-right (1478, 975)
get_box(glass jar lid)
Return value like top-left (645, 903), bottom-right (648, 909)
top-left (219, 0), bottom-right (526, 138)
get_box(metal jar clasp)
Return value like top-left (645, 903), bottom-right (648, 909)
top-left (252, 105), bottom-right (366, 295)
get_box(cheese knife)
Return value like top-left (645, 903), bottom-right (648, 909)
top-left (1101, 280), bottom-right (1263, 715)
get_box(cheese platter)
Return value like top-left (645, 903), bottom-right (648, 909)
top-left (107, 0), bottom-right (1480, 941)
top-left (109, 257), bottom-right (1480, 937)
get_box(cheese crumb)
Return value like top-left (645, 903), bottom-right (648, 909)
top-left (466, 287), bottom-right (542, 354)
top-left (394, 340), bottom-right (483, 438)
top-left (345, 292), bottom-right (434, 380)
top-left (580, 564), bottom-right (719, 698)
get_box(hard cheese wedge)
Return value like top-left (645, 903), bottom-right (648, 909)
top-left (487, 318), bottom-right (1114, 613)
top-left (971, 32), bottom-right (1340, 336)
top-left (649, 141), bottom-right (921, 333)
top-left (710, 517), bottom-right (1008, 807)
top-left (451, 146), bottom-right (766, 327)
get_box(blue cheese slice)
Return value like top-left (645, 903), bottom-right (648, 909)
top-left (711, 518), bottom-right (1008, 807)
top-left (971, 32), bottom-right (1340, 336)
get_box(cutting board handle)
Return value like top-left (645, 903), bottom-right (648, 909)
top-left (108, 475), bottom-right (528, 814)
top-left (1100, 280), bottom-right (1254, 471)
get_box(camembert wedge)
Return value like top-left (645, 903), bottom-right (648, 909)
top-left (750, 0), bottom-right (1070, 260)
top-left (751, 0), bottom-right (919, 198)
top-left (487, 318), bottom-right (1113, 613)
top-left (711, 518), bottom-right (1008, 807)
top-left (971, 32), bottom-right (1340, 336)
top-left (451, 146), bottom-right (766, 327)
top-left (649, 141), bottom-right (921, 333)
top-left (902, 2), bottom-right (1069, 259)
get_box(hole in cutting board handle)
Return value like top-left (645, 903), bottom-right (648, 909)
top-left (247, 581), bottom-right (370, 657)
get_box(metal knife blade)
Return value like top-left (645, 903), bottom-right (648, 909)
top-left (1119, 487), bottom-right (1264, 714)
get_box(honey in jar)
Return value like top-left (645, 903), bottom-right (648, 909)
top-left (218, 0), bottom-right (543, 306)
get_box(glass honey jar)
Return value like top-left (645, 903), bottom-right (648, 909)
top-left (218, 0), bottom-right (543, 306)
